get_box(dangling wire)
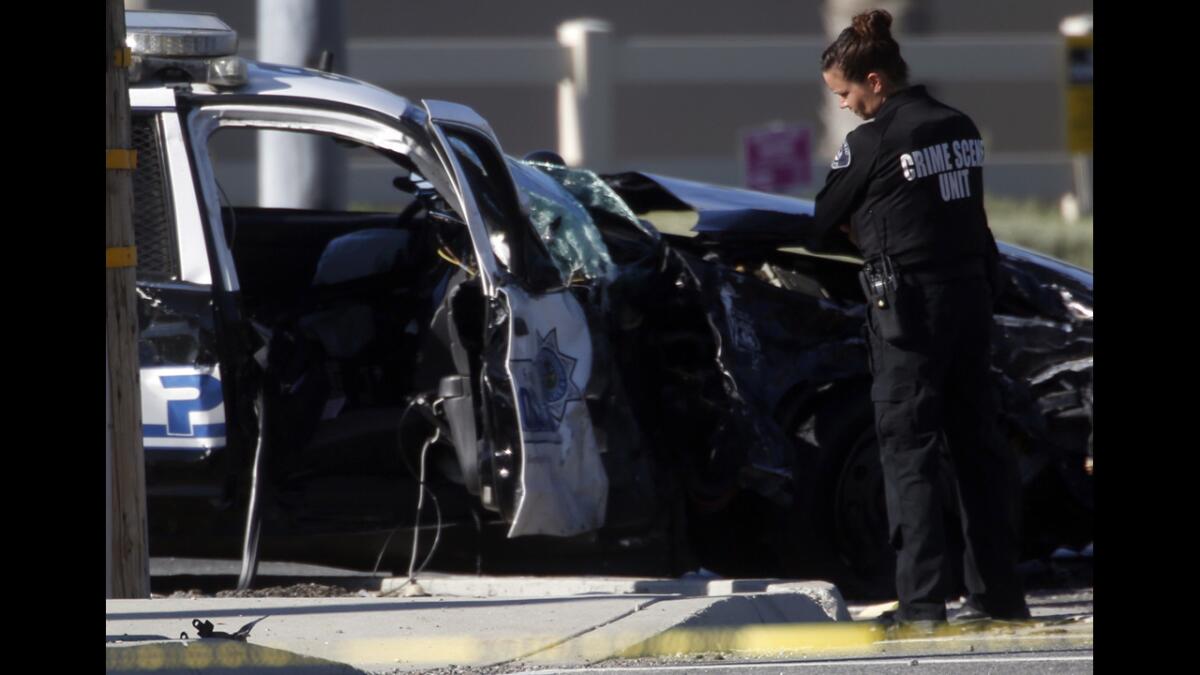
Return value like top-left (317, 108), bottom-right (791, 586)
top-left (379, 424), bottom-right (445, 596)
top-left (412, 487), bottom-right (443, 575)
top-left (437, 246), bottom-right (476, 278)
top-left (372, 397), bottom-right (425, 575)
top-left (371, 529), bottom-right (396, 576)
top-left (407, 427), bottom-right (442, 580)
top-left (373, 397), bottom-right (444, 580)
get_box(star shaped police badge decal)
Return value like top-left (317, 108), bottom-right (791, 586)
top-left (533, 328), bottom-right (583, 426)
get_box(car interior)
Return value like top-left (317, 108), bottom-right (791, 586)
top-left (207, 128), bottom-right (483, 522)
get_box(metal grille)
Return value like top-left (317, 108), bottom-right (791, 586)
top-left (131, 116), bottom-right (180, 280)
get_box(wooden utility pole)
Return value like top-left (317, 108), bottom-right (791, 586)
top-left (106, 0), bottom-right (149, 599)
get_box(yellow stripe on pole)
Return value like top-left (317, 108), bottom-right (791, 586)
top-left (1064, 34), bottom-right (1093, 154)
top-left (107, 247), bottom-right (137, 269)
top-left (107, 149), bottom-right (138, 170)
top-left (114, 47), bottom-right (132, 68)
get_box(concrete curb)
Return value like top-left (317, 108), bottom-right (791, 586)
top-left (378, 575), bottom-right (849, 610)
top-left (521, 592), bottom-right (839, 665)
top-left (502, 583), bottom-right (852, 667)
top-left (109, 578), bottom-right (853, 672)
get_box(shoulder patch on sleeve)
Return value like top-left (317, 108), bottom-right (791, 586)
top-left (831, 140), bottom-right (851, 169)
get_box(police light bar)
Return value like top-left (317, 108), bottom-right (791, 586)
top-left (125, 10), bottom-right (246, 88)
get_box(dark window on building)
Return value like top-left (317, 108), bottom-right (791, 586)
top-left (131, 114), bottom-right (181, 281)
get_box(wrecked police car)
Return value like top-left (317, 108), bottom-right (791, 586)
top-left (129, 12), bottom-right (1093, 596)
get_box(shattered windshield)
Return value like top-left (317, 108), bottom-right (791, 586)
top-left (507, 159), bottom-right (629, 282)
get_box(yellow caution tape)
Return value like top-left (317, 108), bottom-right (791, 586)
top-left (104, 621), bottom-right (1091, 671)
top-left (323, 621), bottom-right (1082, 666)
top-left (107, 246), bottom-right (137, 269)
top-left (114, 47), bottom-right (132, 69)
top-left (107, 149), bottom-right (138, 170)
top-left (106, 641), bottom-right (333, 671)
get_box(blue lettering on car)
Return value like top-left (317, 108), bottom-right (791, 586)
top-left (144, 374), bottom-right (225, 438)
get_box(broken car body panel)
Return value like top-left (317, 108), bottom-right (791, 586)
top-left (598, 170), bottom-right (1093, 561)
top-left (425, 104), bottom-right (607, 537)
top-left (502, 286), bottom-right (607, 537)
top-left (137, 282), bottom-right (226, 456)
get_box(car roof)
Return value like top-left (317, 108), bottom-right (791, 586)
top-left (179, 60), bottom-right (414, 120)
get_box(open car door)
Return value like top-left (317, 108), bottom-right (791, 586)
top-left (423, 100), bottom-right (608, 538)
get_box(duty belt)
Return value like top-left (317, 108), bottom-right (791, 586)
top-left (868, 256), bottom-right (986, 284)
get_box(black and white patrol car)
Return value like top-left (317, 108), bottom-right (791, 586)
top-left (126, 11), bottom-right (1092, 596)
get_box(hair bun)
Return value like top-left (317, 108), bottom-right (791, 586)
top-left (822, 8), bottom-right (908, 84)
top-left (851, 9), bottom-right (893, 40)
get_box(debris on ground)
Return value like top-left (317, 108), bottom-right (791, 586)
top-left (215, 582), bottom-right (362, 598)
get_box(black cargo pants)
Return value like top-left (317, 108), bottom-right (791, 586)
top-left (865, 276), bottom-right (1026, 621)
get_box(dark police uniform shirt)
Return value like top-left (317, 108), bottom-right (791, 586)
top-left (814, 85), bottom-right (997, 272)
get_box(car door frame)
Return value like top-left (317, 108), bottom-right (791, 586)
top-left (423, 100), bottom-right (609, 537)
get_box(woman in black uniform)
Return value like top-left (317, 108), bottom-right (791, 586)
top-left (814, 9), bottom-right (1030, 625)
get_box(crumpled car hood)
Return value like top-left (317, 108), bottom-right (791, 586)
top-left (603, 172), bottom-right (856, 255)
top-left (600, 169), bottom-right (1092, 548)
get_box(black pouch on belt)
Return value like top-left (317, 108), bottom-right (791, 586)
top-left (858, 256), bottom-right (909, 344)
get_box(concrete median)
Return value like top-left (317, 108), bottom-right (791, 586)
top-left (106, 576), bottom-right (850, 672)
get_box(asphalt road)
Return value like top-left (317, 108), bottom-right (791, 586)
top-left (504, 650), bottom-right (1094, 674)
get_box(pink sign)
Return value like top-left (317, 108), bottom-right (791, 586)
top-left (742, 124), bottom-right (812, 194)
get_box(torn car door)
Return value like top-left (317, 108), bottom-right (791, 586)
top-left (423, 100), bottom-right (607, 537)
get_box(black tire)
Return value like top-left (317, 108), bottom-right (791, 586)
top-left (778, 386), bottom-right (895, 599)
top-left (783, 386), bottom-right (967, 601)
top-left (825, 427), bottom-right (969, 600)
top-left (827, 427), bottom-right (897, 599)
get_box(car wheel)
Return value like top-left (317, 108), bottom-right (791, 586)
top-left (781, 389), bottom-right (963, 599)
top-left (829, 426), bottom-right (982, 600)
top-left (829, 428), bottom-right (897, 599)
